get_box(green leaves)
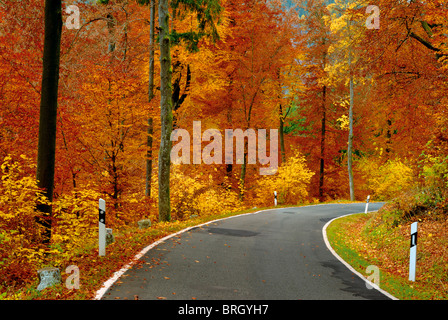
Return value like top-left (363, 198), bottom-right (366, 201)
top-left (171, 0), bottom-right (223, 51)
top-left (170, 30), bottom-right (207, 52)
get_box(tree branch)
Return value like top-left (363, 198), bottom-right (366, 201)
top-left (409, 31), bottom-right (443, 53)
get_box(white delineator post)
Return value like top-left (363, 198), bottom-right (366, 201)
top-left (274, 191), bottom-right (277, 206)
top-left (365, 195), bottom-right (370, 214)
top-left (99, 199), bottom-right (106, 257)
top-left (409, 222), bottom-right (418, 281)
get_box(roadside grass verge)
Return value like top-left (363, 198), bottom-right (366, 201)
top-left (326, 212), bottom-right (448, 300)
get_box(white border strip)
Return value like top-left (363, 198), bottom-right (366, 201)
top-left (322, 213), bottom-right (399, 300)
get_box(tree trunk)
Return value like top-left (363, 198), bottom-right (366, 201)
top-left (348, 73), bottom-right (355, 201)
top-left (107, 13), bottom-right (116, 57)
top-left (172, 64), bottom-right (191, 128)
top-left (36, 0), bottom-right (63, 244)
top-left (277, 69), bottom-right (285, 164)
top-left (385, 118), bottom-right (392, 156)
top-left (107, 10), bottom-right (118, 208)
top-left (146, 118), bottom-right (154, 197)
top-left (347, 20), bottom-right (355, 202)
top-left (158, 0), bottom-right (173, 222)
top-left (319, 84), bottom-right (326, 201)
top-left (239, 142), bottom-right (248, 201)
top-left (279, 103), bottom-right (286, 164)
top-left (318, 42), bottom-right (327, 201)
top-left (145, 0), bottom-right (156, 198)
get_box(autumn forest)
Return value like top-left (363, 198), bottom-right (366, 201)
top-left (1, 0), bottom-right (448, 298)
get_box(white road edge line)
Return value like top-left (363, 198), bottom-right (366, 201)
top-left (322, 212), bottom-right (399, 300)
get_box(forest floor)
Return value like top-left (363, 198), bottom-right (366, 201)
top-left (326, 210), bottom-right (448, 300)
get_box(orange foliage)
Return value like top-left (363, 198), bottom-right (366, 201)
top-left (1, 0), bottom-right (448, 297)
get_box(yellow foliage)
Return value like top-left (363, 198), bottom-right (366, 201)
top-left (0, 155), bottom-right (47, 241)
top-left (0, 155), bottom-right (48, 288)
top-left (51, 188), bottom-right (102, 262)
top-left (255, 150), bottom-right (314, 206)
top-left (420, 153), bottom-right (448, 190)
top-left (170, 166), bottom-right (243, 219)
top-left (0, 155), bottom-right (103, 288)
top-left (337, 114), bottom-right (350, 130)
top-left (359, 158), bottom-right (415, 200)
top-left (195, 180), bottom-right (244, 217)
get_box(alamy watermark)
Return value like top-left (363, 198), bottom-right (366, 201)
top-left (365, 265), bottom-right (380, 289)
top-left (65, 5), bottom-right (80, 30)
top-left (366, 5), bottom-right (380, 30)
top-left (65, 265), bottom-right (80, 289)
top-left (170, 121), bottom-right (279, 175)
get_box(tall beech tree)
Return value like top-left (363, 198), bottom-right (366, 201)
top-left (157, 0), bottom-right (223, 221)
top-left (36, 0), bottom-right (63, 243)
top-left (136, 0), bottom-right (157, 200)
top-left (158, 0), bottom-right (172, 222)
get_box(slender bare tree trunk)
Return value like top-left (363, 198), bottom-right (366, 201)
top-left (277, 69), bottom-right (286, 164)
top-left (319, 84), bottom-right (326, 201)
top-left (145, 0), bottom-right (156, 198)
top-left (347, 40), bottom-right (355, 201)
top-left (348, 73), bottom-right (354, 201)
top-left (158, 0), bottom-right (172, 221)
top-left (279, 103), bottom-right (286, 163)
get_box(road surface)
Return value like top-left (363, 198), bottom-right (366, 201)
top-left (99, 203), bottom-right (393, 300)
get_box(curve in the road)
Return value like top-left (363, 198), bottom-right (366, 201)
top-left (322, 214), bottom-right (398, 300)
top-left (95, 203), bottom-right (397, 300)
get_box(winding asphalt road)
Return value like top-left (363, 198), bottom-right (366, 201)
top-left (99, 203), bottom-right (393, 300)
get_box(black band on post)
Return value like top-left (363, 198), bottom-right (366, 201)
top-left (99, 208), bottom-right (106, 224)
top-left (410, 232), bottom-right (417, 248)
